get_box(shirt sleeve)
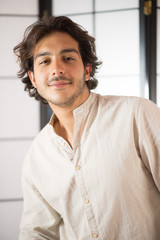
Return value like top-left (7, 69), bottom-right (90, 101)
top-left (19, 172), bottom-right (61, 240)
top-left (137, 98), bottom-right (160, 192)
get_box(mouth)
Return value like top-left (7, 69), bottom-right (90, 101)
top-left (48, 80), bottom-right (72, 89)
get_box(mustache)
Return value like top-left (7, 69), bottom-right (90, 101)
top-left (47, 76), bottom-right (72, 85)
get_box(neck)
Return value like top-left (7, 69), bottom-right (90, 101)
top-left (53, 110), bottom-right (74, 148)
top-left (50, 88), bottom-right (90, 148)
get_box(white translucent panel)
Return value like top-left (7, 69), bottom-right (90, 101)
top-left (0, 201), bottom-right (23, 240)
top-left (157, 76), bottom-right (160, 106)
top-left (67, 14), bottom-right (93, 36)
top-left (157, 10), bottom-right (160, 74)
top-left (95, 0), bottom-right (139, 11)
top-left (52, 0), bottom-right (92, 15)
top-left (0, 16), bottom-right (38, 77)
top-left (0, 79), bottom-right (40, 138)
top-left (0, 140), bottom-right (32, 199)
top-left (158, 0), bottom-right (160, 7)
top-left (157, 11), bottom-right (160, 107)
top-left (93, 75), bottom-right (140, 97)
top-left (95, 10), bottom-right (139, 76)
top-left (0, 0), bottom-right (38, 15)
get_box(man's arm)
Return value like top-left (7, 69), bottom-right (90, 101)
top-left (137, 98), bottom-right (160, 191)
top-left (19, 174), bottom-right (61, 240)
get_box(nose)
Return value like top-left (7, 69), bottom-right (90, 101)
top-left (50, 58), bottom-right (65, 76)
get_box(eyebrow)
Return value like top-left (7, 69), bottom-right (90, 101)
top-left (60, 48), bottom-right (79, 55)
top-left (35, 51), bottom-right (51, 60)
top-left (35, 48), bottom-right (79, 60)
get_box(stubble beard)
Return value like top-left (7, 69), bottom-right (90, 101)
top-left (39, 72), bottom-right (86, 108)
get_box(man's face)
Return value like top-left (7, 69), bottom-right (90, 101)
top-left (28, 31), bottom-right (91, 108)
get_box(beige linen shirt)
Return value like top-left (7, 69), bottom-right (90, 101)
top-left (19, 92), bottom-right (160, 240)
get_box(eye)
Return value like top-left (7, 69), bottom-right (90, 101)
top-left (40, 59), bottom-right (50, 65)
top-left (64, 56), bottom-right (75, 62)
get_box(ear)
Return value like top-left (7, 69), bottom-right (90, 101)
top-left (85, 64), bottom-right (92, 82)
top-left (28, 71), bottom-right (37, 88)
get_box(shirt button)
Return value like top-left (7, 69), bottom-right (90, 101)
top-left (60, 142), bottom-right (65, 147)
top-left (75, 165), bottom-right (81, 170)
top-left (92, 233), bottom-right (98, 238)
top-left (84, 198), bottom-right (89, 204)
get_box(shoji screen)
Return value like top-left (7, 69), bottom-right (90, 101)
top-left (52, 0), bottom-right (94, 35)
top-left (52, 0), bottom-right (140, 97)
top-left (0, 0), bottom-right (39, 239)
top-left (157, 0), bottom-right (160, 106)
top-left (95, 0), bottom-right (139, 96)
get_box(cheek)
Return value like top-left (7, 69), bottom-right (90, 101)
top-left (35, 69), bottom-right (47, 81)
top-left (71, 65), bottom-right (85, 76)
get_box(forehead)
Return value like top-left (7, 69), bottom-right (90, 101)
top-left (34, 31), bottom-right (80, 56)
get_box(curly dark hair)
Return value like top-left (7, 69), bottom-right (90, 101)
top-left (13, 16), bottom-right (102, 104)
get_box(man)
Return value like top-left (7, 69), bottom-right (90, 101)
top-left (14, 16), bottom-right (160, 240)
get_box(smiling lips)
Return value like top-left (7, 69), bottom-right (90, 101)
top-left (48, 80), bottom-right (72, 88)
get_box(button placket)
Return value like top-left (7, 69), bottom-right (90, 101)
top-left (75, 166), bottom-right (100, 239)
top-left (73, 107), bottom-right (100, 239)
top-left (84, 198), bottom-right (90, 204)
top-left (92, 233), bottom-right (99, 238)
top-left (56, 136), bottom-right (73, 157)
top-left (75, 165), bottom-right (81, 170)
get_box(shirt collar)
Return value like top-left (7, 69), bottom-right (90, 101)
top-left (73, 91), bottom-right (96, 116)
top-left (49, 91), bottom-right (97, 126)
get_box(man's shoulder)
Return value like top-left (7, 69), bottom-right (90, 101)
top-left (25, 124), bottom-right (52, 157)
top-left (95, 93), bottom-right (160, 115)
top-left (30, 123), bottom-right (51, 145)
top-left (97, 93), bottom-right (141, 107)
top-left (97, 93), bottom-right (155, 106)
top-left (22, 123), bottom-right (54, 173)
top-left (38, 122), bottom-right (52, 138)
